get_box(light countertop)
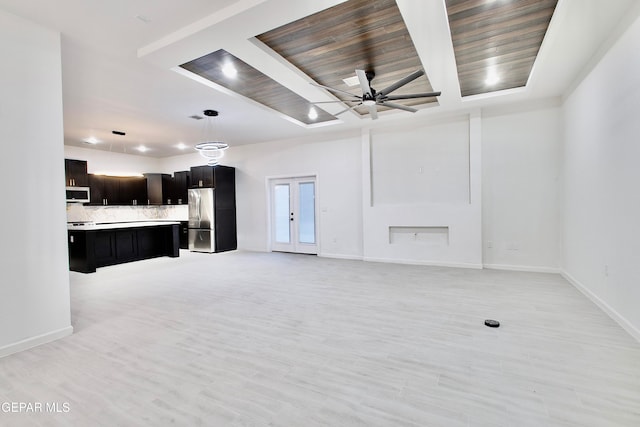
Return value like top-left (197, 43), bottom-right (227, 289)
top-left (67, 221), bottom-right (181, 231)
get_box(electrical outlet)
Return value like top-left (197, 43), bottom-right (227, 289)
top-left (487, 241), bottom-right (493, 248)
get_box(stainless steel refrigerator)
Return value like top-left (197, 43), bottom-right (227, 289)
top-left (188, 188), bottom-right (215, 252)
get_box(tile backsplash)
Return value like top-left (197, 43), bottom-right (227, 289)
top-left (66, 204), bottom-right (188, 223)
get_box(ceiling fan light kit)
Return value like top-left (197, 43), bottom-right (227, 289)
top-left (312, 69), bottom-right (441, 120)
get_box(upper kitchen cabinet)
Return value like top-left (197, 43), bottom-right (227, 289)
top-left (190, 165), bottom-right (215, 188)
top-left (64, 159), bottom-right (88, 187)
top-left (120, 176), bottom-right (147, 205)
top-left (190, 165), bottom-right (234, 189)
top-left (145, 173), bottom-right (173, 205)
top-left (172, 171), bottom-right (190, 205)
top-left (89, 174), bottom-right (147, 205)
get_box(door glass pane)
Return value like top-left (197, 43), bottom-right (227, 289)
top-left (274, 184), bottom-right (290, 243)
top-left (298, 182), bottom-right (315, 244)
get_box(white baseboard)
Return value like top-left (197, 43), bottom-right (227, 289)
top-left (318, 253), bottom-right (364, 261)
top-left (0, 326), bottom-right (73, 359)
top-left (562, 270), bottom-right (640, 343)
top-left (364, 256), bottom-right (483, 269)
top-left (483, 263), bottom-right (561, 274)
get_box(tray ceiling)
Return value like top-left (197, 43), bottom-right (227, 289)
top-left (177, 0), bottom-right (558, 123)
top-left (3, 0), bottom-right (627, 157)
top-left (181, 49), bottom-right (337, 125)
top-left (445, 0), bottom-right (558, 97)
top-left (255, 0), bottom-right (438, 118)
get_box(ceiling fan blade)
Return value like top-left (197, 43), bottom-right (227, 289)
top-left (310, 82), bottom-right (360, 99)
top-left (311, 99), bottom-right (360, 104)
top-left (335, 102), bottom-right (363, 116)
top-left (355, 69), bottom-right (373, 97)
top-left (379, 101), bottom-right (417, 113)
top-left (368, 104), bottom-right (378, 120)
top-left (378, 69), bottom-right (425, 96)
top-left (384, 91), bottom-right (441, 100)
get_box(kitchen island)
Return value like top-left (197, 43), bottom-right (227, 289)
top-left (67, 221), bottom-right (180, 273)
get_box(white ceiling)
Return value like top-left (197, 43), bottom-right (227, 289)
top-left (0, 0), bottom-right (637, 157)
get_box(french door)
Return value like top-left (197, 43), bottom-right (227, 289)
top-left (270, 176), bottom-right (317, 254)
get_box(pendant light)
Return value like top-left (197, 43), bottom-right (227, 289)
top-left (195, 109), bottom-right (228, 166)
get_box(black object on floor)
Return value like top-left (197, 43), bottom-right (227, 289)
top-left (484, 319), bottom-right (500, 328)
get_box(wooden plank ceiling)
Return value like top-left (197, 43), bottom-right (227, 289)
top-left (256, 0), bottom-right (438, 117)
top-left (180, 50), bottom-right (337, 125)
top-left (180, 0), bottom-right (559, 124)
top-left (445, 0), bottom-right (558, 97)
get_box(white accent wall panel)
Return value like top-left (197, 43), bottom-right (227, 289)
top-left (363, 115), bottom-right (483, 268)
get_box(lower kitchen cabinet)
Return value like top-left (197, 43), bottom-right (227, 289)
top-left (68, 223), bottom-right (179, 273)
top-left (115, 229), bottom-right (138, 262)
top-left (179, 221), bottom-right (189, 249)
top-left (94, 231), bottom-right (116, 266)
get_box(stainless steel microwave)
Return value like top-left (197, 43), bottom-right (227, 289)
top-left (65, 186), bottom-right (90, 203)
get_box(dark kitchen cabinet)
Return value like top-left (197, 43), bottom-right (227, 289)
top-left (88, 174), bottom-right (147, 205)
top-left (68, 224), bottom-right (180, 273)
top-left (179, 221), bottom-right (189, 249)
top-left (119, 176), bottom-right (147, 205)
top-left (88, 174), bottom-right (106, 205)
top-left (145, 173), bottom-right (172, 205)
top-left (172, 171), bottom-right (190, 205)
top-left (115, 229), bottom-right (138, 261)
top-left (64, 159), bottom-right (88, 187)
top-left (189, 165), bottom-right (215, 188)
top-left (215, 208), bottom-right (237, 252)
top-left (93, 231), bottom-right (116, 266)
top-left (212, 166), bottom-right (236, 210)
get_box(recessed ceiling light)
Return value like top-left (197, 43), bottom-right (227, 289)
top-left (485, 71), bottom-right (500, 86)
top-left (177, 142), bottom-right (187, 150)
top-left (83, 137), bottom-right (100, 144)
top-left (308, 107), bottom-right (318, 120)
top-left (222, 63), bottom-right (237, 78)
top-left (137, 146), bottom-right (148, 153)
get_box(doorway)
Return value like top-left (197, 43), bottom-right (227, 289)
top-left (269, 176), bottom-right (317, 254)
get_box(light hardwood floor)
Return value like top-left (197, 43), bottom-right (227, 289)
top-left (1, 250), bottom-right (639, 426)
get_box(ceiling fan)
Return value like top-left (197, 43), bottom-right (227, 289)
top-left (312, 69), bottom-right (440, 120)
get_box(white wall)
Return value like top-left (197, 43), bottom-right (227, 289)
top-left (562, 13), bottom-right (640, 339)
top-left (65, 145), bottom-right (161, 175)
top-left (362, 114), bottom-right (483, 268)
top-left (482, 101), bottom-right (562, 272)
top-left (0, 11), bottom-right (73, 357)
top-left (371, 119), bottom-right (470, 205)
